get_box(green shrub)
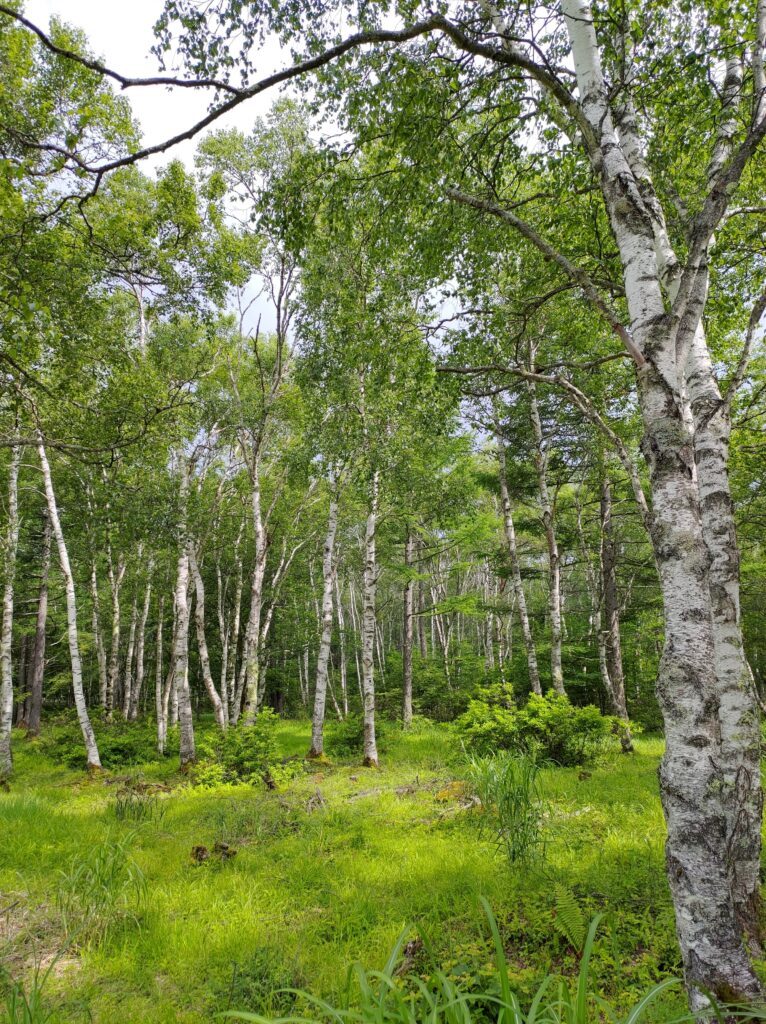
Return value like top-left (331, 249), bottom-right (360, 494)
top-left (38, 713), bottom-right (168, 770)
top-left (324, 714), bottom-right (391, 760)
top-left (456, 690), bottom-right (617, 766)
top-left (193, 710), bottom-right (279, 787)
top-left (464, 750), bottom-right (546, 864)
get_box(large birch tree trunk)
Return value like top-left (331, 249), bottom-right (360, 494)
top-left (561, 0), bottom-right (763, 999)
top-left (27, 509), bottom-right (52, 738)
top-left (497, 439), bottom-right (541, 695)
top-left (685, 330), bottom-right (763, 945)
top-left (309, 492), bottom-right (339, 757)
top-left (37, 440), bottom-right (101, 770)
top-left (0, 443), bottom-right (21, 778)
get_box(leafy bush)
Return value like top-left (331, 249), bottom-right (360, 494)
top-left (456, 690), bottom-right (617, 766)
top-left (464, 750), bottom-right (546, 864)
top-left (324, 714), bottom-right (391, 760)
top-left (56, 833), bottom-right (147, 947)
top-left (39, 713), bottom-right (167, 770)
top-left (193, 710), bottom-right (279, 787)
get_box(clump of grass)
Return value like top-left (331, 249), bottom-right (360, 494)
top-left (113, 788), bottom-right (166, 825)
top-left (464, 750), bottom-right (546, 865)
top-left (1, 951), bottom-right (63, 1024)
top-left (56, 833), bottom-right (147, 947)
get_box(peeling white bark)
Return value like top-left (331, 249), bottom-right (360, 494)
top-left (561, 0), bottom-right (763, 997)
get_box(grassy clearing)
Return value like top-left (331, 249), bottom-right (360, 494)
top-left (1, 722), bottom-right (690, 1022)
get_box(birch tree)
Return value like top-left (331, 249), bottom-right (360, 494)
top-left (0, 440), bottom-right (21, 778)
top-left (37, 440), bottom-right (101, 770)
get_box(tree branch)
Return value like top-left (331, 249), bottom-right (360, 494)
top-left (0, 3), bottom-right (239, 93)
top-left (445, 186), bottom-right (644, 366)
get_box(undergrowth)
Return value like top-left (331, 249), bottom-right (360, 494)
top-left (0, 722), bottom-right (687, 1024)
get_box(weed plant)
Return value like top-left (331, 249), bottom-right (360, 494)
top-left (464, 751), bottom-right (546, 865)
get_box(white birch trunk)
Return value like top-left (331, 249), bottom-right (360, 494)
top-left (122, 592), bottom-right (138, 720)
top-left (241, 467), bottom-right (267, 724)
top-left (309, 493), bottom-right (339, 756)
top-left (27, 509), bottom-right (51, 738)
top-left (155, 594), bottom-right (166, 754)
top-left (172, 463), bottom-right (195, 767)
top-left (37, 441), bottom-right (101, 770)
top-left (128, 561), bottom-right (153, 721)
top-left (526, 379), bottom-right (565, 693)
top-left (335, 574), bottom-right (349, 716)
top-left (361, 471), bottom-right (379, 766)
top-left (0, 443), bottom-right (21, 777)
top-left (216, 560), bottom-right (230, 717)
top-left (226, 557), bottom-right (243, 723)
top-left (105, 553), bottom-right (125, 721)
top-left (90, 564), bottom-right (107, 708)
top-left (402, 529), bottom-right (415, 728)
top-left (686, 323), bottom-right (762, 944)
top-left (562, 0), bottom-right (762, 998)
top-left (189, 545), bottom-right (227, 730)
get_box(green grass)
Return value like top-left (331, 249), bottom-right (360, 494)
top-left (0, 722), bottom-right (688, 1023)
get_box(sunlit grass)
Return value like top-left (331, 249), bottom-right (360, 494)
top-left (0, 721), bottom-right (688, 1023)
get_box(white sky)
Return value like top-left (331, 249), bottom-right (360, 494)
top-left (25, 0), bottom-right (285, 172)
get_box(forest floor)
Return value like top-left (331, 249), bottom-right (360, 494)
top-left (0, 722), bottom-right (697, 1023)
